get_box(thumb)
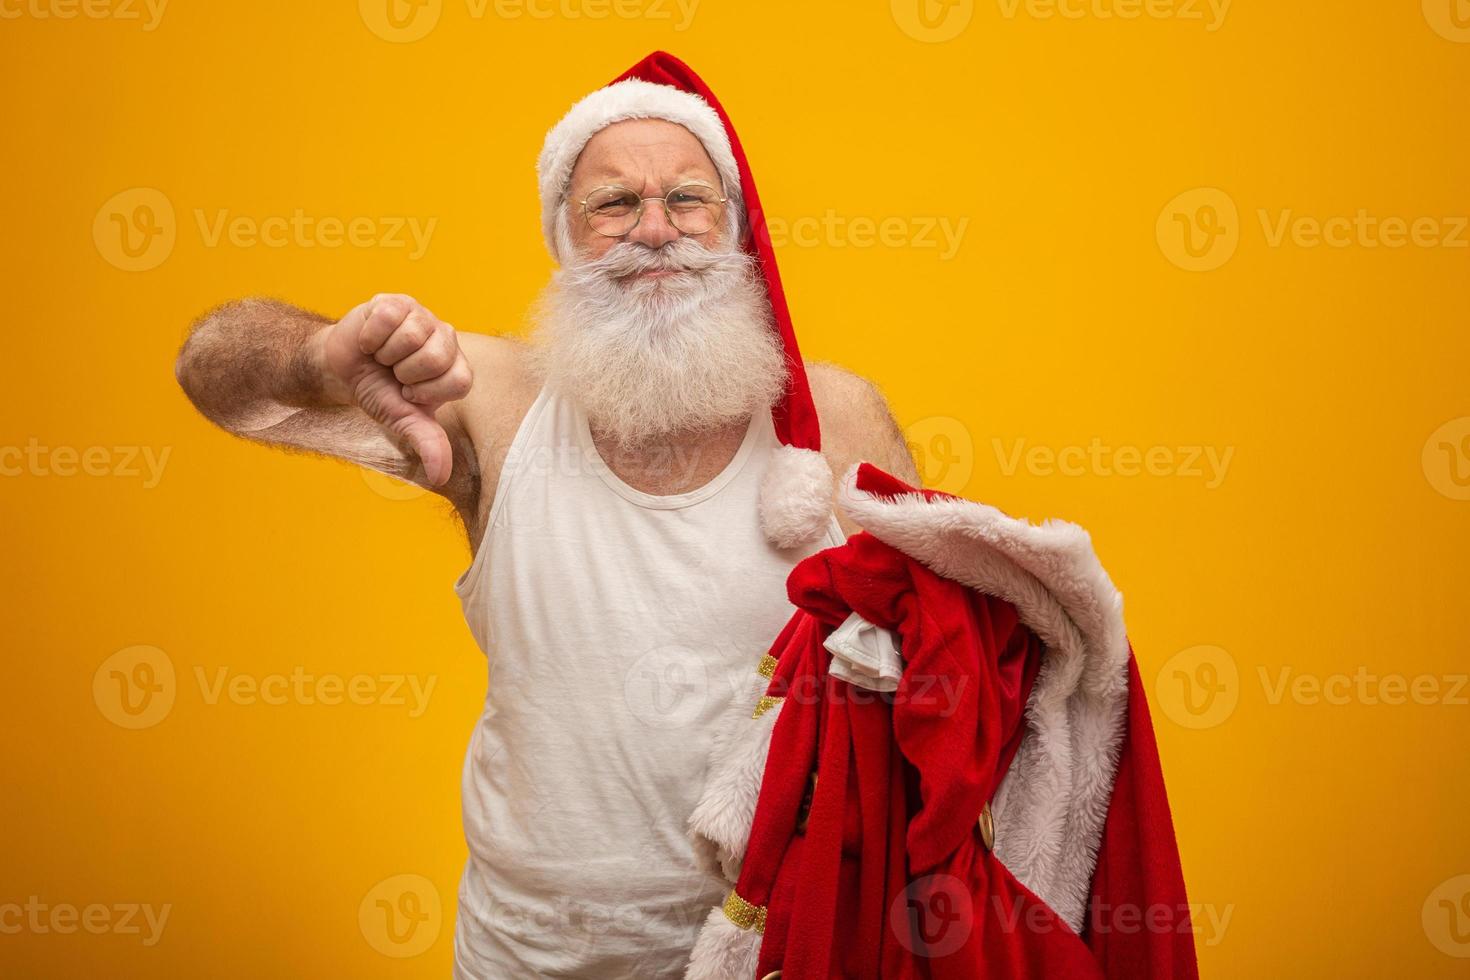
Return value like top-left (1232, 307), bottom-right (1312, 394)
top-left (353, 368), bottom-right (454, 487)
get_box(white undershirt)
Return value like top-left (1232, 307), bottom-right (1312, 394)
top-left (451, 384), bottom-right (842, 979)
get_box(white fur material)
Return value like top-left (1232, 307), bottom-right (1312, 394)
top-left (758, 445), bottom-right (834, 549)
top-left (537, 78), bottom-right (743, 261)
top-left (834, 465), bottom-right (1131, 933)
top-left (683, 904), bottom-right (763, 980)
top-left (682, 463), bottom-right (1132, 966)
top-left (687, 669), bottom-right (784, 884)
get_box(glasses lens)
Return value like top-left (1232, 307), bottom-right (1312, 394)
top-left (585, 187), bottom-right (641, 236)
top-left (665, 184), bottom-right (722, 235)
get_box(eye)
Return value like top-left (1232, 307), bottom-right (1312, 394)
top-left (667, 186), bottom-right (717, 210)
top-left (586, 189), bottom-right (639, 215)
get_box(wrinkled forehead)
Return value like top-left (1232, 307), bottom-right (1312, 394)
top-left (568, 118), bottom-right (722, 193)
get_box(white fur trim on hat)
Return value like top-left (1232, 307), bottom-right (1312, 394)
top-left (537, 78), bottom-right (742, 260)
top-left (758, 445), bottom-right (834, 549)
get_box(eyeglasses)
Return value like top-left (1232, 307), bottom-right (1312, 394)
top-left (578, 181), bottom-right (728, 238)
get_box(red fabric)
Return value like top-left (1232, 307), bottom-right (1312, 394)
top-left (1083, 655), bottom-right (1199, 977)
top-left (728, 466), bottom-right (1197, 978)
top-left (610, 51), bottom-right (819, 454)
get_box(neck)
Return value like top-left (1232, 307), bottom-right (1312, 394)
top-left (588, 413), bottom-right (752, 496)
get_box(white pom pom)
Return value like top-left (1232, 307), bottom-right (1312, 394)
top-left (758, 445), bottom-right (834, 549)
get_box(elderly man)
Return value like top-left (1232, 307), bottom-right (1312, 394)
top-left (175, 54), bottom-right (916, 978)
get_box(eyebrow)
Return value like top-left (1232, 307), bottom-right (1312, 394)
top-left (576, 166), bottom-right (719, 190)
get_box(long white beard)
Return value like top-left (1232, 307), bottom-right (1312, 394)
top-left (529, 234), bottom-right (788, 451)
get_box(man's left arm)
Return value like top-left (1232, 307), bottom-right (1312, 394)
top-left (806, 362), bottom-right (920, 538)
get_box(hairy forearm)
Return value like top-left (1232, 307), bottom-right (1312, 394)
top-left (174, 297), bottom-right (346, 433)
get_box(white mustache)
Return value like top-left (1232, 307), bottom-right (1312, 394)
top-left (568, 238), bottom-right (748, 282)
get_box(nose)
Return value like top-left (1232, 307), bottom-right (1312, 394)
top-left (625, 200), bottom-right (681, 249)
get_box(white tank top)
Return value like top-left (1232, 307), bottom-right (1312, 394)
top-left (451, 384), bottom-right (843, 979)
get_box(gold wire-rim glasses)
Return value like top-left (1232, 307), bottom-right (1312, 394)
top-left (577, 180), bottom-right (728, 238)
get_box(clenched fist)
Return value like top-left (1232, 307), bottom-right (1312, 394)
top-left (316, 294), bottom-right (473, 487)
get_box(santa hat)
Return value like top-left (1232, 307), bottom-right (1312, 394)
top-left (536, 51), bottom-right (834, 549)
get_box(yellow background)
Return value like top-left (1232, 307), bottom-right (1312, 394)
top-left (3, 0), bottom-right (1468, 975)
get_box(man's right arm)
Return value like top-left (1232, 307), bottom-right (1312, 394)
top-left (174, 294), bottom-right (482, 510)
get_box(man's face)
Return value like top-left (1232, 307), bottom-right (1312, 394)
top-left (564, 118), bottom-right (729, 263)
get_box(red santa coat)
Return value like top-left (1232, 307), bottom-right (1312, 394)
top-left (685, 463), bottom-right (1197, 979)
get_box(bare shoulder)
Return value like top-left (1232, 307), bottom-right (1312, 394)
top-left (806, 360), bottom-right (920, 488)
top-left (449, 332), bottom-right (544, 545)
top-left (806, 361), bottom-right (920, 537)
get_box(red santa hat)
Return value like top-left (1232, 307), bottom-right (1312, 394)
top-left (536, 51), bottom-right (834, 549)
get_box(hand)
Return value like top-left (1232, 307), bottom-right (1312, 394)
top-left (317, 294), bottom-right (474, 487)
